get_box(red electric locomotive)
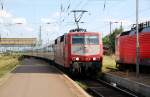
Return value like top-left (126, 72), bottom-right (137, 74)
top-left (54, 29), bottom-right (103, 74)
top-left (115, 21), bottom-right (150, 69)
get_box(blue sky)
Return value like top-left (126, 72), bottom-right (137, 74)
top-left (0, 0), bottom-right (150, 45)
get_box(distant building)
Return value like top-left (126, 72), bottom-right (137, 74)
top-left (0, 38), bottom-right (37, 52)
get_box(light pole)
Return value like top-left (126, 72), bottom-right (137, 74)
top-left (0, 0), bottom-right (4, 44)
top-left (136, 0), bottom-right (139, 77)
top-left (109, 21), bottom-right (118, 53)
top-left (109, 21), bottom-right (119, 35)
top-left (38, 22), bottom-right (51, 47)
top-left (109, 21), bottom-right (123, 53)
top-left (13, 23), bottom-right (23, 54)
top-left (38, 25), bottom-right (42, 46)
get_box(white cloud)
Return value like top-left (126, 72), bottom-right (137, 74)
top-left (103, 18), bottom-right (132, 24)
top-left (41, 18), bottom-right (54, 24)
top-left (41, 18), bottom-right (59, 33)
top-left (0, 18), bottom-right (3, 23)
top-left (45, 25), bottom-right (59, 32)
top-left (0, 10), bottom-right (13, 18)
top-left (139, 18), bottom-right (150, 23)
top-left (41, 11), bottom-right (67, 23)
top-left (0, 10), bottom-right (27, 25)
top-left (12, 17), bottom-right (27, 24)
top-left (24, 26), bottom-right (34, 32)
top-left (40, 12), bottom-right (62, 33)
top-left (0, 10), bottom-right (36, 38)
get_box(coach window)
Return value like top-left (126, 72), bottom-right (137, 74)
top-left (60, 35), bottom-right (64, 42)
top-left (55, 39), bottom-right (57, 44)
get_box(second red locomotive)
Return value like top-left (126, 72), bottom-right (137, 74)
top-left (54, 29), bottom-right (103, 74)
top-left (115, 21), bottom-right (150, 69)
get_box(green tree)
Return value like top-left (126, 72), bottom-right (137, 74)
top-left (103, 26), bottom-right (123, 54)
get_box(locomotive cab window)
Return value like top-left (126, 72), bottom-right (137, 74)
top-left (141, 27), bottom-right (150, 33)
top-left (55, 39), bottom-right (57, 44)
top-left (129, 30), bottom-right (136, 36)
top-left (120, 31), bottom-right (130, 36)
top-left (72, 36), bottom-right (84, 44)
top-left (72, 35), bottom-right (99, 45)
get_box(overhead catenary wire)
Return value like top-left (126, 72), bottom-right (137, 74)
top-left (60, 0), bottom-right (124, 33)
top-left (60, 0), bottom-right (87, 23)
top-left (59, 0), bottom-right (150, 37)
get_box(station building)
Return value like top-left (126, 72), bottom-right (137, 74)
top-left (0, 38), bottom-right (37, 53)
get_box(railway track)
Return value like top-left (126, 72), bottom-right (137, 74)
top-left (89, 79), bottom-right (140, 97)
top-left (74, 78), bottom-right (141, 97)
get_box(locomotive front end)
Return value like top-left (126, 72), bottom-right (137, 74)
top-left (70, 32), bottom-right (103, 74)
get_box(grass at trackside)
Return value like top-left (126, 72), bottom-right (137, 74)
top-left (102, 55), bottom-right (116, 72)
top-left (75, 81), bottom-right (88, 90)
top-left (0, 54), bottom-right (22, 78)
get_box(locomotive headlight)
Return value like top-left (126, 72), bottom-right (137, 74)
top-left (93, 57), bottom-right (96, 61)
top-left (76, 57), bottom-right (79, 61)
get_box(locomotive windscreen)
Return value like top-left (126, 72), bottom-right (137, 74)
top-left (142, 27), bottom-right (150, 32)
top-left (72, 35), bottom-right (99, 45)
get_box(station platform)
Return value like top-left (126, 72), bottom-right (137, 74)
top-left (0, 58), bottom-right (90, 97)
top-left (102, 71), bottom-right (150, 97)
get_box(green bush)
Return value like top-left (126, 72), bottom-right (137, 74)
top-left (103, 26), bottom-right (123, 54)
